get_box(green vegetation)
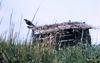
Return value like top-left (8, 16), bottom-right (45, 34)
top-left (0, 36), bottom-right (100, 63)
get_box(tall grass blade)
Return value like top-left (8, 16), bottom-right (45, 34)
top-left (25, 5), bottom-right (40, 42)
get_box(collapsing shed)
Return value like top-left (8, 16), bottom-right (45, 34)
top-left (26, 20), bottom-right (92, 47)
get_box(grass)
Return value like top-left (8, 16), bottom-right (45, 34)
top-left (0, 36), bottom-right (100, 63)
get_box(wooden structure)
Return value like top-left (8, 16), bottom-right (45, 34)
top-left (27, 21), bottom-right (92, 47)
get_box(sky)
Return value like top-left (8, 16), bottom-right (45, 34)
top-left (0, 0), bottom-right (100, 44)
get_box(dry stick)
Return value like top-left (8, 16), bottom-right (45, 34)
top-left (81, 29), bottom-right (84, 44)
top-left (25, 6), bottom-right (40, 42)
top-left (9, 10), bottom-right (13, 42)
top-left (0, 17), bottom-right (3, 25)
top-left (9, 10), bottom-right (13, 28)
top-left (17, 15), bottom-right (23, 40)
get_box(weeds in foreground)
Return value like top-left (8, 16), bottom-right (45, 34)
top-left (0, 38), bottom-right (100, 63)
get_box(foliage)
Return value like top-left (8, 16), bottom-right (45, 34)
top-left (0, 38), bottom-right (100, 63)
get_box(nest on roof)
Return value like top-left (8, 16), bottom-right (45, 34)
top-left (33, 22), bottom-right (92, 33)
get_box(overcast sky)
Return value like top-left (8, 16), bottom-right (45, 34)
top-left (0, 0), bottom-right (100, 44)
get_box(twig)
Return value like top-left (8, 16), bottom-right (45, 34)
top-left (9, 10), bottom-right (13, 42)
top-left (25, 5), bottom-right (40, 42)
top-left (0, 17), bottom-right (3, 25)
top-left (81, 29), bottom-right (84, 43)
top-left (17, 15), bottom-right (23, 40)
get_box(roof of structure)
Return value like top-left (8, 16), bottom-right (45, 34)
top-left (32, 22), bottom-right (92, 33)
